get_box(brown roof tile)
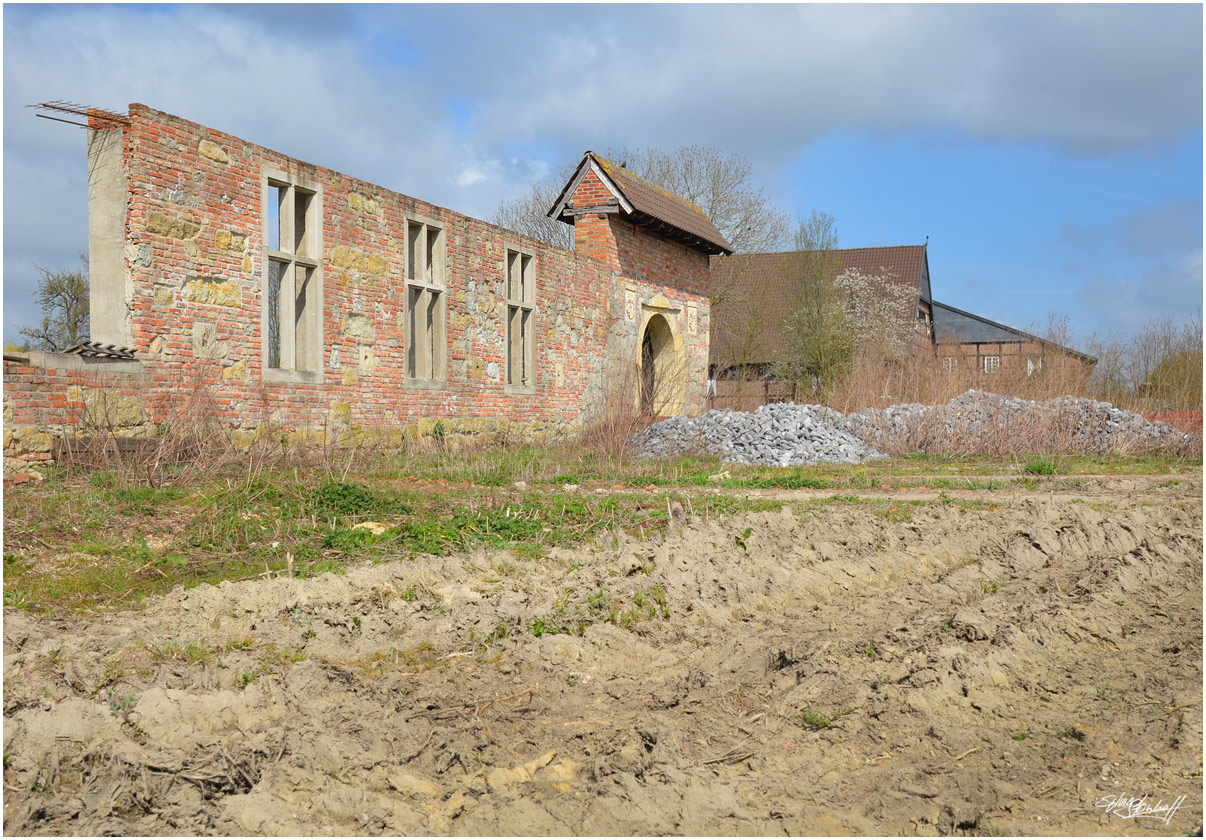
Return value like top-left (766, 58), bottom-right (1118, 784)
top-left (709, 246), bottom-right (927, 367)
top-left (549, 152), bottom-right (733, 255)
top-left (591, 154), bottom-right (732, 255)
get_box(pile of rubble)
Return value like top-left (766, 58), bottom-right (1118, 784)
top-left (631, 390), bottom-right (1192, 465)
top-left (631, 402), bottom-right (886, 466)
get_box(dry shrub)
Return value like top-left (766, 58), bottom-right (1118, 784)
top-left (578, 357), bottom-right (652, 461)
top-left (58, 361), bottom-right (242, 484)
top-left (578, 344), bottom-right (695, 460)
top-left (828, 346), bottom-right (1093, 413)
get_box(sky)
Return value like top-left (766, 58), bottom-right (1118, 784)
top-left (3, 3), bottom-right (1202, 348)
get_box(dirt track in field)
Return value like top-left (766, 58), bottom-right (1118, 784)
top-left (4, 475), bottom-right (1202, 835)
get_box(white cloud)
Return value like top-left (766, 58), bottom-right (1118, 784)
top-left (3, 4), bottom-right (1201, 339)
top-left (1076, 249), bottom-right (1204, 331)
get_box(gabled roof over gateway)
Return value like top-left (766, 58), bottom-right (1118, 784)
top-left (548, 152), bottom-right (733, 255)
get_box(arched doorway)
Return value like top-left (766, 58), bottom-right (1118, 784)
top-left (639, 313), bottom-right (676, 416)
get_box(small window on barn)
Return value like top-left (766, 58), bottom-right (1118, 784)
top-left (1027, 357), bottom-right (1042, 377)
top-left (505, 248), bottom-right (536, 392)
top-left (262, 169), bottom-right (322, 384)
top-left (405, 214), bottom-right (446, 383)
top-left (943, 357), bottom-right (957, 373)
top-left (983, 355), bottom-right (1000, 374)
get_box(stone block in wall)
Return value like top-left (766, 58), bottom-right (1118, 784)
top-left (125, 242), bottom-right (153, 268)
top-left (80, 388), bottom-right (145, 429)
top-left (331, 246), bottom-right (366, 271)
top-left (341, 314), bottom-right (376, 342)
top-left (10, 427), bottom-right (53, 455)
top-left (367, 254), bottom-right (388, 276)
top-left (348, 192), bottom-right (383, 217)
top-left (222, 359), bottom-right (248, 382)
top-left (329, 401), bottom-right (351, 427)
top-left (215, 229), bottom-right (247, 252)
top-left (192, 320), bottom-right (229, 360)
top-left (146, 211), bottom-right (200, 241)
top-left (182, 276), bottom-right (242, 308)
top-left (358, 346), bottom-right (375, 372)
top-left (198, 139), bottom-right (230, 163)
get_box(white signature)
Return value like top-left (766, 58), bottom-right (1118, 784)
top-left (1095, 793), bottom-right (1188, 825)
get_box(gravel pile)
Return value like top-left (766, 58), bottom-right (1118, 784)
top-left (632, 390), bottom-right (1192, 465)
top-left (846, 390), bottom-right (1192, 454)
top-left (631, 403), bottom-right (887, 466)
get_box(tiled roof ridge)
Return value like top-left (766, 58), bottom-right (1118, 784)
top-left (589, 152), bottom-right (708, 219)
top-left (718, 244), bottom-right (926, 259)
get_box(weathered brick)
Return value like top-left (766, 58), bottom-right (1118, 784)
top-left (3, 103), bottom-right (714, 453)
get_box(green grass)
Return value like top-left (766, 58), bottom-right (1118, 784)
top-left (798, 707), bottom-right (855, 729)
top-left (1024, 458), bottom-right (1059, 475)
top-left (4, 447), bottom-right (1195, 615)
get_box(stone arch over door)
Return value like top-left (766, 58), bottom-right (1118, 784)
top-left (638, 310), bottom-right (685, 416)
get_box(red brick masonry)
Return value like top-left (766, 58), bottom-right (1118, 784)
top-left (1141, 411), bottom-right (1203, 436)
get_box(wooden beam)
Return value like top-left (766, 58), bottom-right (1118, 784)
top-left (563, 201), bottom-right (620, 217)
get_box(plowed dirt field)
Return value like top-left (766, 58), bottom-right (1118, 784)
top-left (4, 475), bottom-right (1201, 835)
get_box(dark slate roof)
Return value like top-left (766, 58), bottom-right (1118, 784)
top-left (932, 301), bottom-right (1096, 362)
top-left (548, 152), bottom-right (733, 255)
top-left (709, 245), bottom-right (927, 365)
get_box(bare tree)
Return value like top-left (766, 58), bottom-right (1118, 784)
top-left (492, 175), bottom-right (576, 250)
top-left (18, 256), bottom-right (90, 351)
top-left (1085, 313), bottom-right (1203, 411)
top-left (708, 252), bottom-right (780, 376)
top-left (492, 146), bottom-right (791, 254)
top-left (775, 212), bottom-right (852, 400)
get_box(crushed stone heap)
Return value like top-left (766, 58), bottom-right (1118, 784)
top-left (632, 390), bottom-right (1192, 464)
top-left (631, 402), bottom-right (887, 466)
top-left (845, 390), bottom-right (1193, 454)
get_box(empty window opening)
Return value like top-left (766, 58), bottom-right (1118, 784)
top-left (405, 215), bottom-right (446, 381)
top-left (505, 249), bottom-right (536, 389)
top-left (267, 259), bottom-right (284, 369)
top-left (267, 185), bottom-right (284, 252)
top-left (263, 172), bottom-right (321, 380)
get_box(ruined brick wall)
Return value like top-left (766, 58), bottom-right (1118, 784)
top-left (3, 356), bottom-right (148, 468)
top-left (4, 106), bottom-right (714, 463)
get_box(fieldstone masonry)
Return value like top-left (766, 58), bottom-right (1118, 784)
top-left (3, 105), bottom-right (718, 469)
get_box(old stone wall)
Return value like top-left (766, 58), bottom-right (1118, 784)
top-left (4, 105), bottom-right (715, 466)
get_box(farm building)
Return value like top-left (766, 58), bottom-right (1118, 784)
top-left (707, 244), bottom-right (1094, 405)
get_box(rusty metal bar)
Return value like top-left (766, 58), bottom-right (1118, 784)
top-left (27, 100), bottom-right (131, 126)
top-left (35, 113), bottom-right (89, 128)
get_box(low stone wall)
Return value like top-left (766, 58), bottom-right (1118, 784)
top-left (3, 354), bottom-right (582, 480)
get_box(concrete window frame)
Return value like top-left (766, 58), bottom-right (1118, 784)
top-left (260, 167), bottom-right (323, 385)
top-left (404, 212), bottom-right (447, 387)
top-left (504, 246), bottom-right (537, 394)
top-left (982, 355), bottom-right (1001, 374)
